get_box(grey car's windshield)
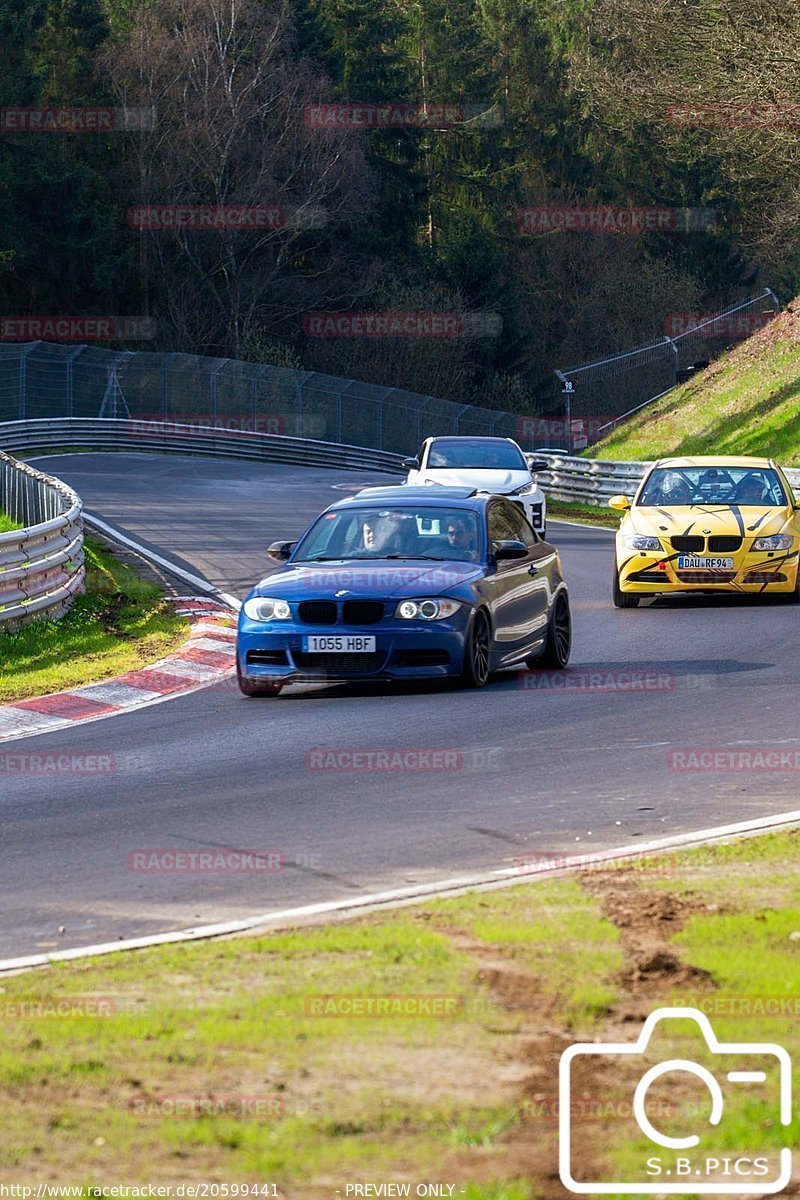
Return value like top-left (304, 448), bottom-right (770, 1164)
top-left (293, 506), bottom-right (482, 562)
top-left (638, 466), bottom-right (788, 508)
top-left (427, 440), bottom-right (526, 470)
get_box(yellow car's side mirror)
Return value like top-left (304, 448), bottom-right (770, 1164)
top-left (608, 495), bottom-right (631, 511)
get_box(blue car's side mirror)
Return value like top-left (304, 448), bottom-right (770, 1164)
top-left (493, 539), bottom-right (528, 561)
top-left (267, 540), bottom-right (295, 560)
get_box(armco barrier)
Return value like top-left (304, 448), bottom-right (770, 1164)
top-left (1, 417), bottom-right (798, 511)
top-left (0, 417), bottom-right (405, 474)
top-left (0, 451), bottom-right (84, 628)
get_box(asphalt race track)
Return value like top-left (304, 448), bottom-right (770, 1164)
top-left (2, 451), bottom-right (800, 960)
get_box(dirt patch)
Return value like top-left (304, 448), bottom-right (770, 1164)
top-left (430, 873), bottom-right (730, 1196)
top-left (424, 925), bottom-right (612, 1198)
top-left (581, 873), bottom-right (716, 998)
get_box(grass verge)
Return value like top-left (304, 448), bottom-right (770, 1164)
top-left (2, 830), bottom-right (800, 1194)
top-left (0, 511), bottom-right (23, 533)
top-left (589, 303), bottom-right (800, 462)
top-left (548, 498), bottom-right (619, 528)
top-left (0, 536), bottom-right (188, 702)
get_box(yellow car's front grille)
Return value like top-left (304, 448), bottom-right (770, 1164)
top-left (670, 535), bottom-right (704, 552)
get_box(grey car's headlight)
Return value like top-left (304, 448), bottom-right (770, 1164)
top-left (395, 598), bottom-right (462, 620)
top-left (243, 596), bottom-right (292, 621)
top-left (752, 534), bottom-right (793, 551)
top-left (623, 535), bottom-right (663, 551)
top-left (513, 482), bottom-right (538, 495)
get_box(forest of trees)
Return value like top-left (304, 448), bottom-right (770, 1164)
top-left (2, 0), bottom-right (799, 412)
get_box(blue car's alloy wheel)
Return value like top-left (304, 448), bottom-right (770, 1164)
top-left (536, 593), bottom-right (571, 668)
top-left (461, 608), bottom-right (491, 688)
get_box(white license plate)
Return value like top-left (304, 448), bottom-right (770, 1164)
top-left (678, 556), bottom-right (734, 570)
top-left (304, 635), bottom-right (376, 652)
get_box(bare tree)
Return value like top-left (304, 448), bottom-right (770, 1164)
top-left (100, 0), bottom-right (376, 357)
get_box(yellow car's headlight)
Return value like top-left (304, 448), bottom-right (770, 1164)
top-left (752, 534), bottom-right (793, 551)
top-left (623, 535), bottom-right (663, 551)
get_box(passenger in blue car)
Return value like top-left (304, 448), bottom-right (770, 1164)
top-left (359, 513), bottom-right (412, 557)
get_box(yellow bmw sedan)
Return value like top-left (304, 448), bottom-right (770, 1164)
top-left (609, 456), bottom-right (800, 607)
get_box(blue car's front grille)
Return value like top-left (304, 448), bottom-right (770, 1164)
top-left (296, 600), bottom-right (385, 626)
top-left (298, 600), bottom-right (338, 625)
top-left (342, 600), bottom-right (384, 625)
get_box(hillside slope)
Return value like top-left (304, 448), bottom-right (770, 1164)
top-left (591, 300), bottom-right (800, 462)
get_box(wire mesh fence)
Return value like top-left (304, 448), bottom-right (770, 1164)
top-left (0, 288), bottom-right (779, 456)
top-left (560, 289), bottom-right (780, 447)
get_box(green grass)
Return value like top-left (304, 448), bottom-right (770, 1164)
top-left (0, 881), bottom-right (623, 1186)
top-left (594, 832), bottom-right (800, 1197)
top-left (548, 498), bottom-right (620, 527)
top-left (0, 536), bottom-right (189, 701)
top-left (3, 832), bottom-right (800, 1191)
top-left (0, 510), bottom-right (22, 533)
top-left (590, 337), bottom-right (800, 463)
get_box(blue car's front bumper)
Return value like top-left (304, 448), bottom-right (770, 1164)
top-left (237, 610), bottom-right (472, 684)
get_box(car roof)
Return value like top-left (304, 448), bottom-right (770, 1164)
top-left (327, 485), bottom-right (490, 511)
top-left (426, 435), bottom-right (518, 445)
top-left (654, 456), bottom-right (775, 469)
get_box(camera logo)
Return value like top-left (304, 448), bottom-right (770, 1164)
top-left (559, 1006), bottom-right (791, 1194)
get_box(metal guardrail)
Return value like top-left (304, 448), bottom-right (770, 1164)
top-left (0, 451), bottom-right (84, 628)
top-left (538, 454), bottom-right (800, 505)
top-left (0, 417), bottom-right (406, 474)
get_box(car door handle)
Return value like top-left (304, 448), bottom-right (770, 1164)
top-left (527, 564), bottom-right (539, 575)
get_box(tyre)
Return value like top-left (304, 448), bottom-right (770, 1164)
top-left (236, 662), bottom-right (283, 697)
top-left (613, 565), bottom-right (639, 608)
top-left (461, 608), bottom-right (492, 688)
top-left (532, 592), bottom-right (571, 669)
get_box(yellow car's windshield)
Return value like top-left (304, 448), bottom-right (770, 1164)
top-left (639, 466), bottom-right (788, 508)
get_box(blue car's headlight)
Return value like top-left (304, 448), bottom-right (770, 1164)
top-left (395, 598), bottom-right (462, 620)
top-left (752, 534), bottom-right (793, 551)
top-left (243, 596), bottom-right (292, 621)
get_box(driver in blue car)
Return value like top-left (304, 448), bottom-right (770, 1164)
top-left (443, 514), bottom-right (479, 560)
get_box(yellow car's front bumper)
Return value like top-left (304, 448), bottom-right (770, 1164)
top-left (617, 542), bottom-right (800, 595)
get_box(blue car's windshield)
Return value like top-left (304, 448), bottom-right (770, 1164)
top-left (427, 440), bottom-right (525, 470)
top-left (639, 466), bottom-right (788, 508)
top-left (293, 506), bottom-right (482, 562)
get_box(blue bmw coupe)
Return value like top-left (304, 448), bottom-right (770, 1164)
top-left (236, 485), bottom-right (571, 695)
